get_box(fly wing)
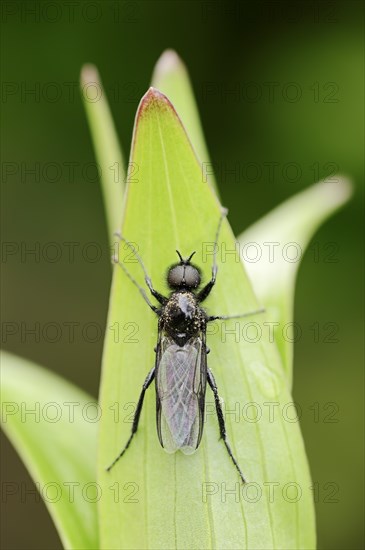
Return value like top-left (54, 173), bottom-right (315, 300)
top-left (155, 333), bottom-right (207, 455)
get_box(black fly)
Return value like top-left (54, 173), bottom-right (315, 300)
top-left (107, 209), bottom-right (264, 483)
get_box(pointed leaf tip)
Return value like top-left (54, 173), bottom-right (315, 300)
top-left (80, 62), bottom-right (125, 239)
top-left (153, 49), bottom-right (185, 77)
top-left (137, 87), bottom-right (180, 122)
top-left (320, 175), bottom-right (353, 205)
top-left (140, 86), bottom-right (171, 107)
top-left (80, 63), bottom-right (100, 86)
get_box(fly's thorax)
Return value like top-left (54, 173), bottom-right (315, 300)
top-left (161, 291), bottom-right (206, 343)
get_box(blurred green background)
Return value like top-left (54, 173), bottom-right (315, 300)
top-left (1, 1), bottom-right (363, 549)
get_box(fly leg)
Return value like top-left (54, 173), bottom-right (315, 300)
top-left (208, 308), bottom-right (265, 322)
top-left (207, 367), bottom-right (248, 483)
top-left (112, 252), bottom-right (160, 313)
top-left (106, 367), bottom-right (155, 472)
top-left (144, 273), bottom-right (167, 305)
top-left (197, 208), bottom-right (227, 303)
top-left (196, 266), bottom-right (217, 302)
top-left (114, 232), bottom-right (167, 306)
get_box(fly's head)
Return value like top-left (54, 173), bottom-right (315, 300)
top-left (167, 251), bottom-right (201, 291)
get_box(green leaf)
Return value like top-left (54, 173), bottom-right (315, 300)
top-left (151, 49), bottom-right (218, 194)
top-left (98, 88), bottom-right (315, 549)
top-left (80, 64), bottom-right (125, 241)
top-left (0, 351), bottom-right (98, 550)
top-left (237, 178), bottom-right (352, 384)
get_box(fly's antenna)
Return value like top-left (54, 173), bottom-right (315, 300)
top-left (176, 250), bottom-right (196, 264)
top-left (212, 207), bottom-right (228, 278)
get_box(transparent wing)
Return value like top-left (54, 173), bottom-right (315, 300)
top-left (156, 333), bottom-right (207, 455)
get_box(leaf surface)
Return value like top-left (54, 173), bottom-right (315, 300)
top-left (81, 64), bottom-right (125, 240)
top-left (0, 351), bottom-right (98, 550)
top-left (238, 178), bottom-right (352, 381)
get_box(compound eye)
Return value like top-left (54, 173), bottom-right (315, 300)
top-left (168, 265), bottom-right (185, 288)
top-left (184, 266), bottom-right (200, 288)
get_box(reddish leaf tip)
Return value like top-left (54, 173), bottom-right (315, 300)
top-left (137, 87), bottom-right (176, 119)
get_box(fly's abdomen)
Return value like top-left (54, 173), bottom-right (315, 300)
top-left (156, 337), bottom-right (204, 454)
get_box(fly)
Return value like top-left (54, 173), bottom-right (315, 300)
top-left (107, 209), bottom-right (264, 483)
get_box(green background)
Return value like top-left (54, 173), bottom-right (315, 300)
top-left (1, 1), bottom-right (363, 549)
